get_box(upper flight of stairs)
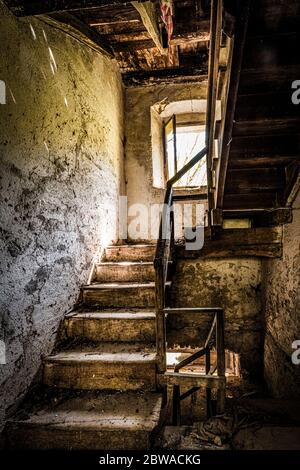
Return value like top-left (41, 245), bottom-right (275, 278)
top-left (223, 0), bottom-right (300, 211)
top-left (5, 244), bottom-right (164, 450)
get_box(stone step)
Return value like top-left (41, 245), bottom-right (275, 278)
top-left (43, 344), bottom-right (157, 391)
top-left (65, 310), bottom-right (156, 343)
top-left (5, 391), bottom-right (163, 450)
top-left (95, 262), bottom-right (155, 282)
top-left (81, 282), bottom-right (156, 308)
top-left (105, 244), bottom-right (155, 262)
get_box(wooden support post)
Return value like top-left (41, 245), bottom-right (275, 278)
top-left (172, 385), bottom-right (181, 425)
top-left (216, 310), bottom-right (226, 413)
top-left (205, 347), bottom-right (212, 418)
top-left (154, 260), bottom-right (167, 374)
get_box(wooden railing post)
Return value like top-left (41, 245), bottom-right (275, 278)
top-left (205, 346), bottom-right (212, 418)
top-left (155, 258), bottom-right (167, 373)
top-left (216, 309), bottom-right (225, 413)
top-left (172, 385), bottom-right (181, 425)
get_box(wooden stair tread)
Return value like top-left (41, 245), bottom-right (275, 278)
top-left (68, 311), bottom-right (156, 320)
top-left (7, 391), bottom-right (162, 432)
top-left (97, 261), bottom-right (153, 266)
top-left (106, 244), bottom-right (155, 249)
top-left (163, 371), bottom-right (225, 389)
top-left (46, 344), bottom-right (157, 364)
top-left (83, 282), bottom-right (156, 290)
top-left (105, 245), bottom-right (156, 262)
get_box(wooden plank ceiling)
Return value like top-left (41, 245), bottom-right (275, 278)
top-left (4, 0), bottom-right (211, 86)
top-left (222, 0), bottom-right (300, 212)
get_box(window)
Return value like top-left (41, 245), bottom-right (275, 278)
top-left (164, 115), bottom-right (207, 188)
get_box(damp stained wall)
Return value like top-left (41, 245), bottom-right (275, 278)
top-left (263, 189), bottom-right (300, 397)
top-left (0, 2), bottom-right (124, 430)
top-left (169, 257), bottom-right (263, 377)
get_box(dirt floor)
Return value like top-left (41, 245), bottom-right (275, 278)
top-left (156, 377), bottom-right (300, 450)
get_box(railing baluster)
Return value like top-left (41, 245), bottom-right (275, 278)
top-left (154, 258), bottom-right (167, 373)
top-left (172, 384), bottom-right (181, 425)
top-left (216, 309), bottom-right (226, 413)
top-left (205, 346), bottom-right (212, 418)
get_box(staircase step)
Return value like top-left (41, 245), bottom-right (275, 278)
top-left (65, 310), bottom-right (156, 343)
top-left (82, 282), bottom-right (156, 308)
top-left (5, 391), bottom-right (163, 450)
top-left (95, 262), bottom-right (155, 282)
top-left (105, 244), bottom-right (155, 262)
top-left (43, 344), bottom-right (157, 391)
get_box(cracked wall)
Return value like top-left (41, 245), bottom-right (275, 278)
top-left (263, 190), bottom-right (300, 397)
top-left (0, 2), bottom-right (124, 430)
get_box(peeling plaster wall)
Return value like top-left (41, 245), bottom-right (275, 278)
top-left (169, 258), bottom-right (263, 377)
top-left (125, 82), bottom-right (207, 241)
top-left (263, 190), bottom-right (300, 397)
top-left (0, 3), bottom-right (124, 430)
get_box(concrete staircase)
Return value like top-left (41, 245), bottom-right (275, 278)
top-left (5, 244), bottom-right (164, 450)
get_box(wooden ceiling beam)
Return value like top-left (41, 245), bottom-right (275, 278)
top-left (40, 12), bottom-right (114, 57)
top-left (78, 5), bottom-right (140, 24)
top-left (123, 65), bottom-right (208, 86)
top-left (3, 1), bottom-right (148, 17)
top-left (132, 1), bottom-right (165, 54)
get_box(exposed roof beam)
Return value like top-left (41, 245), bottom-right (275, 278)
top-left (123, 65), bottom-right (208, 86)
top-left (3, 1), bottom-right (147, 17)
top-left (132, 1), bottom-right (165, 54)
top-left (40, 12), bottom-right (114, 57)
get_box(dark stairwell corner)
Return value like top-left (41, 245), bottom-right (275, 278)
top-left (0, 0), bottom-right (300, 455)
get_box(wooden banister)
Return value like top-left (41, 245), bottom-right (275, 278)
top-left (154, 146), bottom-right (207, 373)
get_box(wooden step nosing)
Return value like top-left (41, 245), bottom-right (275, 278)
top-left (106, 245), bottom-right (155, 249)
top-left (97, 262), bottom-right (154, 267)
top-left (45, 354), bottom-right (157, 365)
top-left (82, 283), bottom-right (156, 291)
top-left (67, 312), bottom-right (156, 320)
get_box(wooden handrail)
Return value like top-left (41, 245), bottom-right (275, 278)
top-left (167, 146), bottom-right (207, 188)
top-left (154, 145), bottom-right (207, 373)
